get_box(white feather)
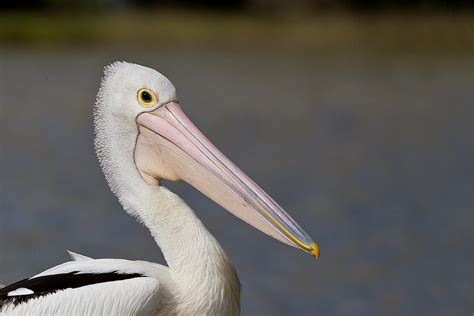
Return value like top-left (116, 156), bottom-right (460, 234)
top-left (66, 251), bottom-right (92, 262)
top-left (7, 288), bottom-right (34, 297)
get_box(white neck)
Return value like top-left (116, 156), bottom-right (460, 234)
top-left (94, 112), bottom-right (240, 315)
top-left (125, 185), bottom-right (241, 315)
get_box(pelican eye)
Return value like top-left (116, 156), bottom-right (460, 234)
top-left (137, 88), bottom-right (158, 107)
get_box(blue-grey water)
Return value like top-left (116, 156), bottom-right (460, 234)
top-left (0, 48), bottom-right (473, 315)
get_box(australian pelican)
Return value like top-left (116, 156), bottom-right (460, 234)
top-left (0, 62), bottom-right (319, 315)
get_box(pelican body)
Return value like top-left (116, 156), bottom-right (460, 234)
top-left (0, 62), bottom-right (319, 315)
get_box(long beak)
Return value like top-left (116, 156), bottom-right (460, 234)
top-left (135, 101), bottom-right (319, 258)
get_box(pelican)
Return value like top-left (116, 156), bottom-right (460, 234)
top-left (0, 62), bottom-right (319, 315)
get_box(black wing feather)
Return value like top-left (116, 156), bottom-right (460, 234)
top-left (0, 271), bottom-right (144, 307)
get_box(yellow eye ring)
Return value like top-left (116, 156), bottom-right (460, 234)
top-left (137, 88), bottom-right (158, 108)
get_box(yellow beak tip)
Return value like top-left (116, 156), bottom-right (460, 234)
top-left (310, 243), bottom-right (320, 259)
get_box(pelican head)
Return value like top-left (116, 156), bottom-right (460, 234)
top-left (94, 62), bottom-right (319, 259)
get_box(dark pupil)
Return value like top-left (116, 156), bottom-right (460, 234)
top-left (141, 91), bottom-right (152, 103)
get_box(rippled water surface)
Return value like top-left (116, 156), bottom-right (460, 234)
top-left (0, 49), bottom-right (473, 315)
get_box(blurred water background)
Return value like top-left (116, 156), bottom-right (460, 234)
top-left (0, 1), bottom-right (473, 315)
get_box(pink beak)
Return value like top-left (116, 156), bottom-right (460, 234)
top-left (135, 101), bottom-right (319, 258)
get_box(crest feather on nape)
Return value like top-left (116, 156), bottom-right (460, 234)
top-left (93, 61), bottom-right (138, 200)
